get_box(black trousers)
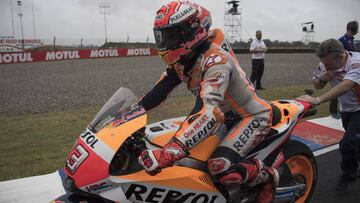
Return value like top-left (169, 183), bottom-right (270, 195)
top-left (339, 110), bottom-right (360, 181)
top-left (250, 59), bottom-right (265, 88)
top-left (330, 98), bottom-right (340, 117)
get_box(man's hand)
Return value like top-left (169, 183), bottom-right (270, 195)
top-left (296, 95), bottom-right (320, 105)
top-left (138, 139), bottom-right (187, 176)
top-left (253, 47), bottom-right (265, 53)
top-left (320, 70), bottom-right (335, 82)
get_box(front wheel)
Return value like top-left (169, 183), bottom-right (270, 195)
top-left (283, 139), bottom-right (318, 203)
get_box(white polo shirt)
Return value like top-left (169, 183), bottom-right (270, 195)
top-left (250, 39), bottom-right (267, 59)
top-left (313, 51), bottom-right (360, 113)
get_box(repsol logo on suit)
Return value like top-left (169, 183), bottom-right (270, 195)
top-left (185, 118), bottom-right (216, 148)
top-left (233, 119), bottom-right (261, 151)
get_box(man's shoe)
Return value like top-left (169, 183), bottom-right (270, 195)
top-left (330, 112), bottom-right (341, 119)
top-left (256, 87), bottom-right (265, 90)
top-left (336, 179), bottom-right (350, 192)
top-left (335, 175), bottom-right (356, 192)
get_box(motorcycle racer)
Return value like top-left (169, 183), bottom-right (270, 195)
top-left (138, 1), bottom-right (278, 202)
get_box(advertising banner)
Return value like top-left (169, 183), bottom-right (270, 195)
top-left (0, 37), bottom-right (44, 52)
top-left (0, 48), bottom-right (158, 64)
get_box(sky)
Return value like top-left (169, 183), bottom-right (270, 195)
top-left (0, 0), bottom-right (359, 45)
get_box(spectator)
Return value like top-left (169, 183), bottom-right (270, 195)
top-left (249, 30), bottom-right (267, 90)
top-left (297, 39), bottom-right (360, 192)
top-left (330, 21), bottom-right (360, 119)
top-left (339, 21), bottom-right (359, 52)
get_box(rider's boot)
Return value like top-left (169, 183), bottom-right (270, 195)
top-left (216, 158), bottom-right (279, 203)
top-left (218, 159), bottom-right (265, 185)
top-left (254, 167), bottom-right (279, 203)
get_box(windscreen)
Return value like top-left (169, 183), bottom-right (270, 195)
top-left (90, 87), bottom-right (140, 132)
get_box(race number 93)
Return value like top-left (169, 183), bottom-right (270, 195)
top-left (66, 144), bottom-right (89, 174)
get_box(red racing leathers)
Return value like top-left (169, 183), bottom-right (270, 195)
top-left (138, 30), bottom-right (277, 201)
top-left (139, 28), bottom-right (272, 155)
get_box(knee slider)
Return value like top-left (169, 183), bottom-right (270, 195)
top-left (207, 157), bottom-right (231, 176)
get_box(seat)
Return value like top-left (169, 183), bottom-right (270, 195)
top-left (271, 104), bottom-right (281, 126)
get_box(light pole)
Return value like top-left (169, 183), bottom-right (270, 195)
top-left (99, 2), bottom-right (110, 44)
top-left (10, 0), bottom-right (15, 37)
top-left (31, 0), bottom-right (36, 39)
top-left (17, 0), bottom-right (25, 50)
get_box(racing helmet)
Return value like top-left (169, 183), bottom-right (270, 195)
top-left (153, 1), bottom-right (212, 66)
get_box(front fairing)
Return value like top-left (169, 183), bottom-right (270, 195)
top-left (64, 87), bottom-right (147, 190)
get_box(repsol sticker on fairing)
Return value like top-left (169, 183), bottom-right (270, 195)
top-left (80, 128), bottom-right (99, 149)
top-left (125, 184), bottom-right (222, 203)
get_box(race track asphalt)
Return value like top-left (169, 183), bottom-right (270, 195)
top-left (1, 53), bottom-right (359, 202)
top-left (313, 150), bottom-right (360, 203)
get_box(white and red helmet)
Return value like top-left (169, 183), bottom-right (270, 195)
top-left (153, 1), bottom-right (212, 66)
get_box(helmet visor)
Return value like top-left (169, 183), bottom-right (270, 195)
top-left (154, 27), bottom-right (182, 51)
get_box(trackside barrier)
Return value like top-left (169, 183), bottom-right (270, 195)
top-left (0, 48), bottom-right (158, 64)
top-left (233, 48), bottom-right (315, 54)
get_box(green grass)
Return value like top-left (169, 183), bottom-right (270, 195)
top-left (0, 85), bottom-right (331, 181)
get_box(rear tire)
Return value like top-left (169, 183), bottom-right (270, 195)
top-left (282, 139), bottom-right (318, 203)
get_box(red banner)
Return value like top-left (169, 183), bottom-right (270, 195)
top-left (0, 48), bottom-right (158, 64)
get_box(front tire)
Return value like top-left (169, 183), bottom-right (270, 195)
top-left (283, 139), bottom-right (318, 203)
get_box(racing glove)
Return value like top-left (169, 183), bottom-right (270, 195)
top-left (138, 139), bottom-right (187, 176)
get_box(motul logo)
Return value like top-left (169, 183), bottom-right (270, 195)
top-left (0, 52), bottom-right (33, 64)
top-left (45, 51), bottom-right (80, 60)
top-left (127, 48), bottom-right (151, 56)
top-left (90, 49), bottom-right (119, 58)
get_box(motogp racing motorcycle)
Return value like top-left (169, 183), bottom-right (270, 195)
top-left (52, 87), bottom-right (317, 203)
